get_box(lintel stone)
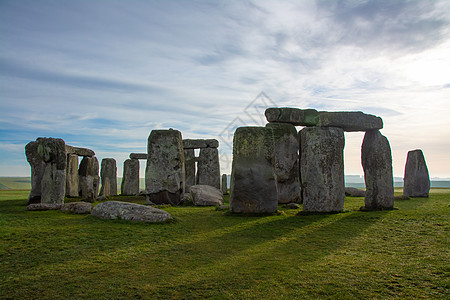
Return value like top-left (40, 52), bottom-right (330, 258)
top-left (130, 153), bottom-right (148, 159)
top-left (65, 145), bottom-right (95, 157)
top-left (183, 139), bottom-right (219, 149)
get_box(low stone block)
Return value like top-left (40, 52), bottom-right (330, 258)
top-left (403, 149), bottom-right (430, 197)
top-left (91, 201), bottom-right (172, 223)
top-left (27, 203), bottom-right (62, 211)
top-left (61, 202), bottom-right (93, 214)
top-left (345, 187), bottom-right (366, 197)
top-left (190, 185), bottom-right (223, 206)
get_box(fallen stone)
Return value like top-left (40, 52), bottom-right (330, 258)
top-left (25, 140), bottom-right (45, 204)
top-left (129, 153), bottom-right (147, 160)
top-left (27, 203), bottom-right (62, 211)
top-left (190, 185), bottom-right (223, 206)
top-left (184, 149), bottom-right (196, 193)
top-left (66, 154), bottom-right (79, 197)
top-left (197, 147), bottom-right (220, 189)
top-left (99, 158), bottom-right (118, 197)
top-left (394, 195), bottom-right (411, 200)
top-left (65, 145), bottom-right (95, 157)
top-left (230, 127), bottom-right (278, 213)
top-left (78, 156), bottom-right (100, 202)
top-left (91, 201), bottom-right (172, 223)
top-left (318, 111), bottom-right (383, 132)
top-left (345, 187), bottom-right (366, 197)
top-left (38, 138), bottom-right (66, 205)
top-left (300, 127), bottom-right (345, 212)
top-left (361, 130), bottom-right (394, 210)
top-left (403, 149), bottom-right (430, 198)
top-left (61, 202), bottom-right (93, 214)
top-left (265, 107), bottom-right (319, 126)
top-left (266, 123), bottom-right (301, 204)
top-left (286, 203), bottom-right (300, 209)
top-left (121, 159), bottom-right (140, 196)
top-left (145, 129), bottom-right (185, 205)
top-left (183, 139), bottom-right (219, 149)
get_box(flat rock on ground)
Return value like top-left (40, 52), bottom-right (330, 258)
top-left (27, 203), bottom-right (62, 211)
top-left (190, 185), bottom-right (223, 206)
top-left (345, 187), bottom-right (366, 197)
top-left (61, 202), bottom-right (93, 214)
top-left (91, 201), bottom-right (172, 223)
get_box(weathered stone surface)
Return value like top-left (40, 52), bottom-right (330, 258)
top-left (183, 139), bottom-right (219, 149)
top-left (38, 138), bottom-right (66, 204)
top-left (25, 141), bottom-right (45, 204)
top-left (265, 107), bottom-right (319, 126)
top-left (65, 145), bottom-right (95, 157)
top-left (361, 130), bottom-right (394, 210)
top-left (184, 149), bottom-right (196, 193)
top-left (130, 153), bottom-right (147, 160)
top-left (78, 156), bottom-right (100, 202)
top-left (61, 202), bottom-right (92, 214)
top-left (66, 154), bottom-right (79, 197)
top-left (99, 158), bottom-right (117, 197)
top-left (91, 201), bottom-right (172, 223)
top-left (403, 149), bottom-right (430, 197)
top-left (345, 187), bottom-right (366, 197)
top-left (299, 127), bottom-right (345, 212)
top-left (230, 127), bottom-right (278, 213)
top-left (145, 129), bottom-right (185, 205)
top-left (286, 203), bottom-right (300, 209)
top-left (197, 147), bottom-right (220, 189)
top-left (190, 185), bottom-right (223, 206)
top-left (266, 123), bottom-right (301, 204)
top-left (121, 159), bottom-right (140, 196)
top-left (265, 107), bottom-right (383, 132)
top-left (221, 174), bottom-right (228, 195)
top-left (318, 111), bottom-right (383, 132)
top-left (27, 203), bottom-right (62, 211)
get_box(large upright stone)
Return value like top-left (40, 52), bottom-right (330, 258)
top-left (78, 156), bottom-right (99, 202)
top-left (221, 174), bottom-right (228, 195)
top-left (99, 158), bottom-right (118, 197)
top-left (184, 148), bottom-right (196, 193)
top-left (318, 111), bottom-right (383, 132)
top-left (403, 149), bottom-right (430, 197)
top-left (197, 147), bottom-right (220, 189)
top-left (265, 107), bottom-right (319, 126)
top-left (266, 123), bottom-right (301, 204)
top-left (37, 138), bottom-right (66, 204)
top-left (230, 127), bottom-right (278, 213)
top-left (25, 141), bottom-right (45, 204)
top-left (66, 154), bottom-right (79, 197)
top-left (121, 159), bottom-right (140, 196)
top-left (299, 127), bottom-right (345, 212)
top-left (145, 129), bottom-right (185, 205)
top-left (361, 130), bottom-right (394, 210)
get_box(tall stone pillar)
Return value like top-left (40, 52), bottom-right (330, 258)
top-left (99, 158), bottom-right (117, 197)
top-left (403, 149), bottom-right (430, 198)
top-left (230, 127), bottom-right (277, 213)
top-left (66, 154), bottom-right (79, 197)
top-left (361, 130), bottom-right (394, 210)
top-left (121, 158), bottom-right (140, 196)
top-left (78, 156), bottom-right (99, 202)
top-left (146, 129), bottom-right (185, 205)
top-left (25, 141), bottom-right (45, 204)
top-left (197, 147), bottom-right (220, 189)
top-left (266, 123), bottom-right (301, 204)
top-left (299, 127), bottom-right (345, 212)
top-left (184, 148), bottom-right (196, 193)
top-left (221, 174), bottom-right (228, 195)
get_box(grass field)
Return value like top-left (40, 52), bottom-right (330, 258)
top-left (0, 189), bottom-right (449, 299)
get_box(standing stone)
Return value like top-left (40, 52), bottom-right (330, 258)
top-left (121, 159), bottom-right (140, 196)
top-left (299, 127), bottom-right (345, 212)
top-left (403, 149), bottom-right (430, 197)
top-left (37, 138), bottom-right (66, 204)
top-left (266, 123), bottom-right (301, 204)
top-left (78, 156), bottom-right (100, 202)
top-left (25, 141), bottom-right (45, 204)
top-left (221, 174), bottom-right (228, 195)
top-left (184, 148), bottom-right (196, 193)
top-left (66, 154), bottom-right (79, 197)
top-left (145, 129), bottom-right (185, 205)
top-left (361, 130), bottom-right (394, 210)
top-left (230, 127), bottom-right (278, 213)
top-left (197, 147), bottom-right (220, 189)
top-left (99, 158), bottom-right (118, 197)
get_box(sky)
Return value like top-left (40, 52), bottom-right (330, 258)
top-left (1, 0), bottom-right (449, 179)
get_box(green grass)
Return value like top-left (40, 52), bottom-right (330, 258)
top-left (0, 190), bottom-right (449, 299)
